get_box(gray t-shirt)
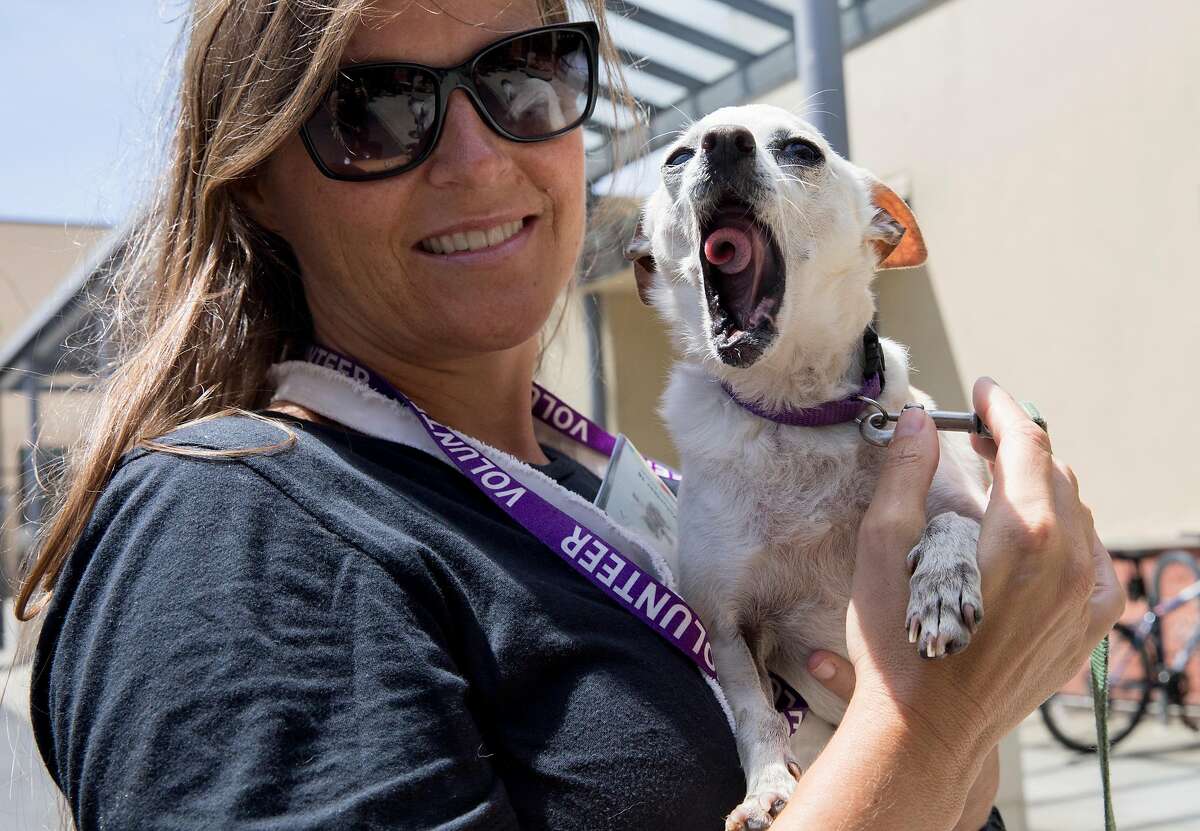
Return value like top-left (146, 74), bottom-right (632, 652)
top-left (31, 413), bottom-right (744, 830)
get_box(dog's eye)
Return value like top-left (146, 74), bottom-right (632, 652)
top-left (783, 139), bottom-right (823, 166)
top-left (665, 147), bottom-right (695, 167)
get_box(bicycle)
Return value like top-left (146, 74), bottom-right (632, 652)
top-left (1040, 547), bottom-right (1200, 752)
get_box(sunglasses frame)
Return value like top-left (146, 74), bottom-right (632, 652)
top-left (299, 21), bottom-right (600, 182)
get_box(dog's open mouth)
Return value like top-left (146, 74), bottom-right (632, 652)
top-left (700, 201), bottom-right (785, 367)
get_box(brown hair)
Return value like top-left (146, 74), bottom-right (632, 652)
top-left (16, 0), bottom-right (636, 621)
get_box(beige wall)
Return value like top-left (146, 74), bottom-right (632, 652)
top-left (0, 222), bottom-right (108, 343)
top-left (752, 0), bottom-right (1200, 544)
top-left (0, 221), bottom-right (110, 590)
top-left (591, 279), bottom-right (681, 468)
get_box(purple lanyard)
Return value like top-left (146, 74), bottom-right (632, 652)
top-left (301, 344), bottom-right (806, 729)
top-left (530, 384), bottom-right (681, 482)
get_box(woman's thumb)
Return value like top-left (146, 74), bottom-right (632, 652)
top-left (861, 406), bottom-right (940, 547)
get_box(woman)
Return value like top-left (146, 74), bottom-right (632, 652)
top-left (20, 1), bottom-right (1123, 829)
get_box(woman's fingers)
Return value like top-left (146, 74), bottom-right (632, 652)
top-left (968, 433), bottom-right (997, 464)
top-left (807, 650), bottom-right (856, 703)
top-left (972, 378), bottom-right (1055, 511)
top-left (859, 407), bottom-right (940, 557)
top-left (849, 407), bottom-right (942, 684)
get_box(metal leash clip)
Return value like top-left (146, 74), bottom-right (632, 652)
top-left (854, 397), bottom-right (1047, 447)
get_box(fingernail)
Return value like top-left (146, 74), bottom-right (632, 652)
top-left (809, 656), bottom-right (835, 681)
top-left (894, 406), bottom-right (925, 438)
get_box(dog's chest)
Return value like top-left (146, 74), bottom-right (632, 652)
top-left (677, 403), bottom-right (883, 611)
top-left (758, 432), bottom-right (878, 546)
top-left (737, 429), bottom-right (879, 612)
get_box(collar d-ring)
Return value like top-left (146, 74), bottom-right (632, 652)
top-left (853, 395), bottom-right (893, 447)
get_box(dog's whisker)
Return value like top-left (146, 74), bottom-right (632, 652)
top-left (646, 130), bottom-right (684, 145)
top-left (772, 179), bottom-right (821, 229)
top-left (665, 103), bottom-right (695, 129)
top-left (772, 173), bottom-right (817, 191)
top-left (765, 182), bottom-right (818, 238)
top-left (779, 88), bottom-right (834, 115)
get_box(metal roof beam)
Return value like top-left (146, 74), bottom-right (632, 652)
top-left (586, 39), bottom-right (796, 184)
top-left (604, 1), bottom-right (758, 64)
top-left (616, 49), bottom-right (709, 91)
top-left (707, 0), bottom-right (795, 30)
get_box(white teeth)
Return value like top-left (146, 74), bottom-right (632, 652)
top-left (420, 218), bottom-right (525, 255)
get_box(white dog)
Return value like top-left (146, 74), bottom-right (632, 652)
top-left (627, 104), bottom-right (989, 830)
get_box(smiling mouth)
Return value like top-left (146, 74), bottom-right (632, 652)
top-left (700, 200), bottom-right (785, 367)
top-left (416, 215), bottom-right (535, 256)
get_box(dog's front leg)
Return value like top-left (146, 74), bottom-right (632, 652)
top-left (711, 628), bottom-right (798, 831)
top-left (906, 511), bottom-right (984, 658)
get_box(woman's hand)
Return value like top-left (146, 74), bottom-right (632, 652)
top-left (775, 378), bottom-right (1122, 830)
top-left (806, 650), bottom-right (1000, 831)
top-left (845, 378), bottom-right (1123, 762)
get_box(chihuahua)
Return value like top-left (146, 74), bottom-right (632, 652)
top-left (627, 104), bottom-right (989, 830)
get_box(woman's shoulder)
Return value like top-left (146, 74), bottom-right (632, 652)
top-left (101, 414), bottom-right (344, 534)
top-left (102, 413), bottom-right (439, 555)
top-left (116, 411), bottom-right (323, 479)
top-left (42, 413), bottom-right (450, 661)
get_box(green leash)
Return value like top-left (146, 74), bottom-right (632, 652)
top-left (1089, 635), bottom-right (1116, 830)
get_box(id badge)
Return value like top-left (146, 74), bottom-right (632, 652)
top-left (594, 434), bottom-right (679, 559)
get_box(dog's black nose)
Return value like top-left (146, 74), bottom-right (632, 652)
top-left (701, 126), bottom-right (756, 168)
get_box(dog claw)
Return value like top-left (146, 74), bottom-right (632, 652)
top-left (908, 618), bottom-right (920, 643)
top-left (728, 763), bottom-right (796, 831)
top-left (962, 603), bottom-right (980, 634)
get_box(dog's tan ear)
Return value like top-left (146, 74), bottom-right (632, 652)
top-left (624, 220), bottom-right (658, 305)
top-left (868, 181), bottom-right (927, 270)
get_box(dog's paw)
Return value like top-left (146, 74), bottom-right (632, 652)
top-left (905, 513), bottom-right (983, 659)
top-left (725, 762), bottom-right (800, 831)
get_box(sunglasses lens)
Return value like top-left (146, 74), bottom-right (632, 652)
top-left (305, 67), bottom-right (438, 179)
top-left (474, 28), bottom-right (594, 139)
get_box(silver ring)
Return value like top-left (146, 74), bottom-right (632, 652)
top-left (854, 395), bottom-right (892, 447)
top-left (853, 394), bottom-right (889, 425)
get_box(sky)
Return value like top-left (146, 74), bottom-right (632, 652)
top-left (0, 2), bottom-right (187, 227)
top-left (0, 1), bottom-right (797, 223)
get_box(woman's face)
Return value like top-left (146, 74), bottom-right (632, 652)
top-left (249, 0), bottom-right (586, 365)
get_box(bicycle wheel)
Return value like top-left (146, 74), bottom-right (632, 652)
top-left (1152, 550), bottom-right (1200, 610)
top-left (1040, 623), bottom-right (1151, 752)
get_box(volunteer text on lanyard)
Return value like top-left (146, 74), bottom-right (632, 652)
top-left (302, 344), bottom-right (807, 732)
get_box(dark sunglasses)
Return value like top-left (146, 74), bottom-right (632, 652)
top-left (299, 21), bottom-right (600, 182)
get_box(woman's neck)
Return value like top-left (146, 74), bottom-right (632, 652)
top-left (313, 330), bottom-right (549, 465)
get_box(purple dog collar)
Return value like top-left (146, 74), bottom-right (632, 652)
top-left (722, 372), bottom-right (882, 426)
top-left (721, 327), bottom-right (887, 427)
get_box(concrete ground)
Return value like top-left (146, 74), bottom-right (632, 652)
top-left (0, 602), bottom-right (62, 831)
top-left (1020, 712), bottom-right (1200, 831)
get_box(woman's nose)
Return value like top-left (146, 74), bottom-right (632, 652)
top-left (424, 90), bottom-right (515, 188)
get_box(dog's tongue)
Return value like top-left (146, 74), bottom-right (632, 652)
top-left (703, 226), bottom-right (753, 274)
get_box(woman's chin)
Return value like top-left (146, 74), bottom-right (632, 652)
top-left (432, 303), bottom-right (558, 355)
